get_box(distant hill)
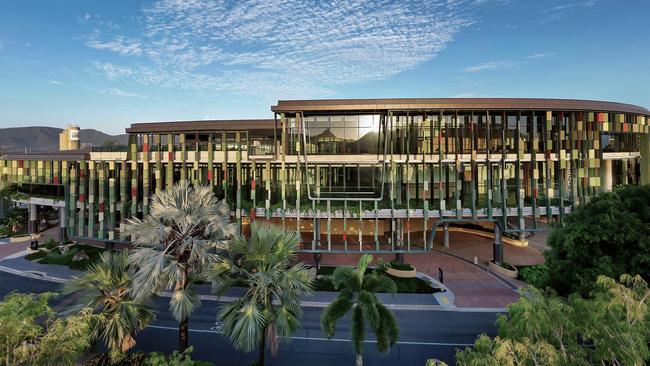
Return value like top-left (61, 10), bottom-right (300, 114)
top-left (0, 126), bottom-right (128, 153)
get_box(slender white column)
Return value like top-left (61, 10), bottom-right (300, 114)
top-left (604, 159), bottom-right (613, 192)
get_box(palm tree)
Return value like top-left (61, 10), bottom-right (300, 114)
top-left (121, 181), bottom-right (235, 351)
top-left (62, 250), bottom-right (155, 362)
top-left (207, 222), bottom-right (313, 366)
top-left (320, 254), bottom-right (400, 366)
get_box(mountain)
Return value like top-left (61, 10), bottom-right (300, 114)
top-left (0, 126), bottom-right (128, 153)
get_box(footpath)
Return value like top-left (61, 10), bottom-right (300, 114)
top-left (0, 230), bottom-right (522, 312)
top-left (0, 252), bottom-right (498, 312)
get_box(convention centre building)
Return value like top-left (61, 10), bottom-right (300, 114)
top-left (2, 98), bottom-right (649, 261)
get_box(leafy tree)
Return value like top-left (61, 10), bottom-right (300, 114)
top-left (207, 222), bottom-right (313, 366)
top-left (456, 274), bottom-right (650, 366)
top-left (62, 250), bottom-right (156, 362)
top-left (1, 206), bottom-right (28, 234)
top-left (544, 185), bottom-right (650, 296)
top-left (122, 181), bottom-right (235, 351)
top-left (320, 254), bottom-right (399, 366)
top-left (0, 292), bottom-right (95, 366)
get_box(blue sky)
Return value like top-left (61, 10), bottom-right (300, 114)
top-left (0, 0), bottom-right (648, 135)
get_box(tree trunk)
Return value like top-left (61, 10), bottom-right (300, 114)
top-left (258, 329), bottom-right (266, 366)
top-left (356, 353), bottom-right (363, 366)
top-left (179, 318), bottom-right (189, 352)
top-left (178, 267), bottom-right (189, 352)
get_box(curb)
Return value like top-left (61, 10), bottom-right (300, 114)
top-left (0, 265), bottom-right (68, 284)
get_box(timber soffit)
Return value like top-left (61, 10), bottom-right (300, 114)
top-left (126, 119), bottom-right (275, 133)
top-left (3, 150), bottom-right (90, 161)
top-left (271, 98), bottom-right (650, 115)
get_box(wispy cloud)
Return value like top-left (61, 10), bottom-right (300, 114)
top-left (48, 80), bottom-right (62, 85)
top-left (85, 0), bottom-right (492, 100)
top-left (97, 87), bottom-right (147, 99)
top-left (86, 35), bottom-right (142, 56)
top-left (539, 1), bottom-right (597, 21)
top-left (463, 53), bottom-right (555, 73)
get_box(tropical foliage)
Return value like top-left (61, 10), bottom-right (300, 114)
top-left (63, 251), bottom-right (156, 362)
top-left (518, 264), bottom-right (550, 289)
top-left (0, 292), bottom-right (95, 366)
top-left (82, 346), bottom-right (213, 366)
top-left (320, 254), bottom-right (399, 366)
top-left (122, 181), bottom-right (235, 351)
top-left (0, 206), bottom-right (28, 235)
top-left (456, 274), bottom-right (650, 366)
top-left (207, 222), bottom-right (313, 366)
top-left (544, 185), bottom-right (650, 296)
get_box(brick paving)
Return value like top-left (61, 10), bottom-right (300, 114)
top-left (431, 232), bottom-right (546, 267)
top-left (297, 234), bottom-right (524, 308)
top-left (0, 226), bottom-right (60, 260)
top-left (0, 241), bottom-right (30, 260)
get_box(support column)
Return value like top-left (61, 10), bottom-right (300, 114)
top-left (443, 222), bottom-right (449, 248)
top-left (0, 197), bottom-right (8, 220)
top-left (640, 134), bottom-right (650, 185)
top-left (28, 204), bottom-right (38, 249)
top-left (603, 159), bottom-right (613, 192)
top-left (493, 223), bottom-right (503, 265)
top-left (59, 207), bottom-right (67, 244)
top-left (314, 253), bottom-right (321, 271)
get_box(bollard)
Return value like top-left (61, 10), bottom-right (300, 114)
top-left (438, 267), bottom-right (444, 284)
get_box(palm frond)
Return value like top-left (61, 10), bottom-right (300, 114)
top-left (320, 292), bottom-right (354, 337)
top-left (375, 303), bottom-right (399, 353)
top-left (169, 284), bottom-right (200, 323)
top-left (219, 299), bottom-right (266, 353)
top-left (358, 290), bottom-right (380, 330)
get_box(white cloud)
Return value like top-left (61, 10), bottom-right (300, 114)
top-left (526, 52), bottom-right (556, 59)
top-left (48, 80), bottom-right (62, 85)
top-left (540, 1), bottom-right (596, 13)
top-left (97, 87), bottom-right (148, 99)
top-left (463, 52), bottom-right (555, 72)
top-left (538, 1), bottom-right (597, 21)
top-left (87, 0), bottom-right (489, 100)
top-left (87, 35), bottom-right (142, 56)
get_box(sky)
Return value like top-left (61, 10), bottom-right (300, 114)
top-left (0, 0), bottom-right (648, 135)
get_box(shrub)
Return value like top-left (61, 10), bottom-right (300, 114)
top-left (83, 347), bottom-right (213, 366)
top-left (389, 261), bottom-right (415, 271)
top-left (519, 264), bottom-right (550, 288)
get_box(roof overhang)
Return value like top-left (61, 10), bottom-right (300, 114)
top-left (271, 98), bottom-right (650, 115)
top-left (126, 119), bottom-right (275, 134)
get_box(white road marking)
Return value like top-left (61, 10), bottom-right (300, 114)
top-left (147, 325), bottom-right (474, 347)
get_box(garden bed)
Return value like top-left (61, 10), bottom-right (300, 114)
top-left (488, 260), bottom-right (518, 278)
top-left (314, 266), bottom-right (440, 294)
top-left (25, 240), bottom-right (105, 270)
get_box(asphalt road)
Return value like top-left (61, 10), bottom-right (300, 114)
top-left (0, 271), bottom-right (501, 365)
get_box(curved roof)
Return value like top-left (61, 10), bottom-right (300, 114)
top-left (272, 98), bottom-right (650, 115)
